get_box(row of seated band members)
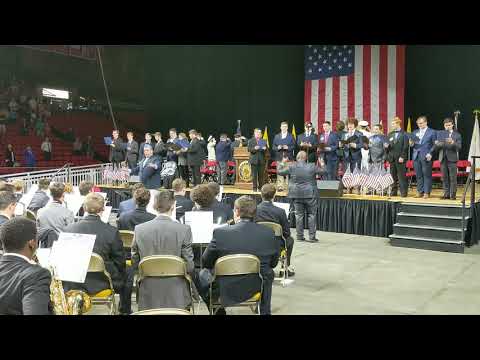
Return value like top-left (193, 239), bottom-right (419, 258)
top-left (0, 178), bottom-right (294, 315)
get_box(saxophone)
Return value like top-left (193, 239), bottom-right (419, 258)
top-left (49, 267), bottom-right (92, 315)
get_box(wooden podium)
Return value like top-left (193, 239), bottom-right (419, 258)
top-left (233, 146), bottom-right (270, 190)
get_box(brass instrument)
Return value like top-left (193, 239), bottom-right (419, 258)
top-left (49, 267), bottom-right (92, 315)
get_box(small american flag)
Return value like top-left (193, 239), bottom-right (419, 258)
top-left (351, 165), bottom-right (361, 188)
top-left (305, 45), bottom-right (405, 134)
top-left (342, 165), bottom-right (353, 188)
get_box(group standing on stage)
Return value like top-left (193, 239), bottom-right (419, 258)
top-left (107, 115), bottom-right (463, 199)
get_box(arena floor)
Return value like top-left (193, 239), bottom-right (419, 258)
top-left (88, 229), bottom-right (480, 315)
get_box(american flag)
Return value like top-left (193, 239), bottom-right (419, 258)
top-left (304, 45), bottom-right (405, 134)
top-left (342, 165), bottom-right (353, 188)
top-left (351, 165), bottom-right (361, 188)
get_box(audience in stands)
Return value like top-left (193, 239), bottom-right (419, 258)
top-left (0, 109), bottom-right (7, 143)
top-left (63, 193), bottom-right (127, 311)
top-left (255, 183), bottom-right (295, 277)
top-left (0, 217), bottom-right (52, 315)
top-left (0, 191), bottom-right (17, 226)
top-left (190, 184), bottom-right (229, 225)
top-left (196, 195), bottom-right (279, 315)
top-left (117, 187), bottom-right (155, 231)
top-left (172, 178), bottom-right (194, 222)
top-left (28, 178), bottom-right (51, 213)
top-left (132, 190), bottom-right (194, 312)
top-left (72, 137), bottom-right (83, 155)
top-left (118, 183), bottom-right (145, 217)
top-left (207, 182), bottom-right (234, 223)
top-left (5, 144), bottom-right (15, 167)
top-left (41, 137), bottom-right (52, 161)
top-left (24, 146), bottom-right (36, 170)
top-left (84, 136), bottom-right (94, 158)
top-left (65, 127), bottom-right (75, 142)
top-left (37, 182), bottom-right (75, 235)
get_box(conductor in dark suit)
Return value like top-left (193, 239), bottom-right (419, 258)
top-left (139, 133), bottom-right (156, 163)
top-left (117, 187), bottom-right (156, 231)
top-left (197, 195), bottom-right (279, 315)
top-left (385, 117), bottom-right (409, 197)
top-left (62, 193), bottom-right (127, 312)
top-left (255, 183), bottom-right (295, 277)
top-left (109, 129), bottom-right (125, 169)
top-left (131, 145), bottom-right (161, 189)
top-left (434, 118), bottom-right (462, 200)
top-left (0, 217), bottom-right (52, 315)
top-left (125, 131), bottom-right (139, 170)
top-left (186, 129), bottom-right (203, 187)
top-left (297, 121), bottom-right (318, 163)
top-left (248, 128), bottom-right (267, 192)
top-left (278, 151), bottom-right (323, 242)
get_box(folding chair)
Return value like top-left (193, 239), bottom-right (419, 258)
top-left (137, 255), bottom-right (195, 314)
top-left (119, 230), bottom-right (134, 267)
top-left (257, 221), bottom-right (292, 287)
top-left (131, 308), bottom-right (192, 315)
top-left (209, 254), bottom-right (263, 315)
top-left (87, 253), bottom-right (117, 315)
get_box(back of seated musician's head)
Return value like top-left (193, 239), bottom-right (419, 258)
top-left (234, 195), bottom-right (256, 222)
top-left (79, 181), bottom-right (94, 196)
top-left (134, 188), bottom-right (150, 208)
top-left (172, 178), bottom-right (187, 195)
top-left (130, 182), bottom-right (145, 193)
top-left (0, 217), bottom-right (37, 257)
top-left (12, 180), bottom-right (24, 193)
top-left (207, 182), bottom-right (220, 197)
top-left (63, 183), bottom-right (74, 194)
top-left (261, 183), bottom-right (277, 202)
top-left (49, 182), bottom-right (65, 202)
top-left (0, 191), bottom-right (17, 218)
top-left (154, 190), bottom-right (175, 215)
top-left (0, 182), bottom-right (15, 193)
top-left (190, 184), bottom-right (214, 209)
top-left (296, 151), bottom-right (307, 162)
top-left (83, 193), bottom-right (104, 215)
top-left (38, 178), bottom-right (51, 191)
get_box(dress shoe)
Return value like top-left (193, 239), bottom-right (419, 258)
top-left (423, 193), bottom-right (430, 199)
top-left (278, 269), bottom-right (295, 277)
top-left (451, 196), bottom-right (457, 200)
top-left (414, 193), bottom-right (423, 198)
top-left (306, 238), bottom-right (319, 243)
top-left (297, 238), bottom-right (305, 242)
top-left (441, 195), bottom-right (450, 200)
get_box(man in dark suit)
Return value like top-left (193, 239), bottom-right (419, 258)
top-left (207, 182), bottom-right (234, 223)
top-left (132, 190), bottom-right (194, 311)
top-left (342, 118), bottom-right (364, 173)
top-left (248, 128), bottom-right (267, 192)
top-left (216, 134), bottom-right (232, 185)
top-left (318, 121), bottom-right (339, 180)
top-left (272, 121), bottom-right (296, 161)
top-left (153, 131), bottom-right (167, 162)
top-left (139, 133), bottom-right (156, 163)
top-left (0, 191), bottom-right (17, 226)
top-left (255, 183), bottom-right (295, 277)
top-left (410, 116), bottom-right (437, 199)
top-left (297, 121), bottom-right (319, 163)
top-left (131, 145), bottom-right (161, 189)
top-left (118, 187), bottom-right (156, 231)
top-left (0, 217), bottom-right (52, 315)
top-left (186, 129), bottom-right (203, 186)
top-left (172, 178), bottom-right (194, 222)
top-left (278, 151), bottom-right (323, 242)
top-left (63, 193), bottom-right (127, 313)
top-left (28, 178), bottom-right (51, 213)
top-left (435, 117), bottom-right (462, 200)
top-left (109, 129), bottom-right (125, 169)
top-left (385, 117), bottom-right (409, 197)
top-left (118, 183), bottom-right (145, 217)
top-left (197, 195), bottom-right (279, 315)
top-left (125, 131), bottom-right (139, 170)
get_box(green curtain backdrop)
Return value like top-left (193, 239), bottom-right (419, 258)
top-left (143, 45), bottom-right (305, 139)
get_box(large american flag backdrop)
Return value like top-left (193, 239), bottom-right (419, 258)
top-left (304, 45), bottom-right (405, 134)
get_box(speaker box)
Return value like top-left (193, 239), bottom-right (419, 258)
top-left (316, 180), bottom-right (343, 198)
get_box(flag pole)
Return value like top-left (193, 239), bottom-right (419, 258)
top-left (454, 110), bottom-right (461, 130)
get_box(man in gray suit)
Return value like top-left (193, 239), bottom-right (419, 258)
top-left (367, 123), bottom-right (387, 169)
top-left (132, 190), bottom-right (194, 311)
top-left (125, 131), bottom-right (139, 170)
top-left (435, 117), bottom-right (462, 200)
top-left (278, 151), bottom-right (323, 243)
top-left (37, 182), bottom-right (75, 235)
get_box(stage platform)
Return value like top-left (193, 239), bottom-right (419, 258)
top-left (98, 183), bottom-right (480, 246)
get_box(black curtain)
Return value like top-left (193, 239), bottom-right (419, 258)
top-left (468, 203), bottom-right (480, 247)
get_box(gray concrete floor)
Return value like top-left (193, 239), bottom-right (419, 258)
top-left (89, 230), bottom-right (480, 315)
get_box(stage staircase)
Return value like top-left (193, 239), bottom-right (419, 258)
top-left (389, 202), bottom-right (470, 253)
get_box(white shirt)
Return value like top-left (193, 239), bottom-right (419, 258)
top-left (281, 132), bottom-right (288, 139)
top-left (41, 141), bottom-right (51, 152)
top-left (2, 253), bottom-right (37, 265)
top-left (418, 127), bottom-right (428, 141)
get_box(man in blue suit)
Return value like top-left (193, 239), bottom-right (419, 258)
top-left (342, 118), bottom-right (363, 173)
top-left (318, 121), bottom-right (339, 180)
top-left (410, 116), bottom-right (437, 199)
top-left (297, 121), bottom-right (318, 164)
top-left (131, 145), bottom-right (161, 190)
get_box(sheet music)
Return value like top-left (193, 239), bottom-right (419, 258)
top-left (35, 248), bottom-right (52, 268)
top-left (101, 206), bottom-right (112, 223)
top-left (49, 232), bottom-right (96, 283)
top-left (184, 211), bottom-right (214, 244)
top-left (273, 202), bottom-right (290, 217)
top-left (98, 192), bottom-right (107, 199)
top-left (15, 184), bottom-right (38, 216)
top-left (64, 194), bottom-right (85, 216)
top-left (146, 189), bottom-right (159, 216)
top-left (216, 186), bottom-right (223, 202)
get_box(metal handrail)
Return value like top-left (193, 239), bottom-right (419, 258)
top-left (461, 156), bottom-right (480, 245)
